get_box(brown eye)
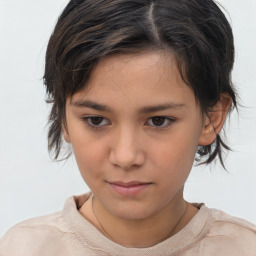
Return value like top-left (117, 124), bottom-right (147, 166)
top-left (90, 117), bottom-right (104, 125)
top-left (151, 117), bottom-right (166, 126)
top-left (146, 116), bottom-right (175, 129)
top-left (82, 116), bottom-right (110, 128)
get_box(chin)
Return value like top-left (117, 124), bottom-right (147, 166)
top-left (111, 204), bottom-right (157, 221)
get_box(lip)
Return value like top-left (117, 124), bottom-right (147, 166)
top-left (107, 181), bottom-right (152, 197)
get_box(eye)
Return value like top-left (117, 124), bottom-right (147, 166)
top-left (82, 116), bottom-right (110, 128)
top-left (146, 116), bottom-right (174, 129)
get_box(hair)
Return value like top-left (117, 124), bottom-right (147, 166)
top-left (44, 0), bottom-right (237, 168)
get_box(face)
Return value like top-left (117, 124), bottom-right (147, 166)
top-left (64, 51), bottom-right (207, 221)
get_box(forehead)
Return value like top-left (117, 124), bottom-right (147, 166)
top-left (92, 50), bottom-right (174, 75)
top-left (70, 51), bottom-right (197, 110)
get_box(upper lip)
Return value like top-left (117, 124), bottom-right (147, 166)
top-left (108, 181), bottom-right (151, 187)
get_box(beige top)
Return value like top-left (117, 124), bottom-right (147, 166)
top-left (1, 193), bottom-right (256, 256)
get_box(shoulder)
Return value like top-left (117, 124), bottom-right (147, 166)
top-left (203, 207), bottom-right (256, 254)
top-left (209, 207), bottom-right (256, 234)
top-left (0, 211), bottom-right (74, 255)
top-left (2, 210), bottom-right (71, 235)
top-left (0, 194), bottom-right (94, 256)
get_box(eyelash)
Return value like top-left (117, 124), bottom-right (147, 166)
top-left (81, 116), bottom-right (110, 130)
top-left (145, 116), bottom-right (175, 130)
top-left (81, 116), bottom-right (175, 130)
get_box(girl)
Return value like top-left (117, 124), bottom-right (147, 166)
top-left (1, 0), bottom-right (256, 255)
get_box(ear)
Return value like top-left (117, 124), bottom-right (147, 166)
top-left (62, 123), bottom-right (71, 143)
top-left (199, 94), bottom-right (231, 146)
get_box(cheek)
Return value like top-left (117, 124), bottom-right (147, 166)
top-left (71, 134), bottom-right (107, 176)
top-left (150, 128), bottom-right (199, 177)
top-left (72, 142), bottom-right (107, 192)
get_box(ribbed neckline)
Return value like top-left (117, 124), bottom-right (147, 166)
top-left (64, 193), bottom-right (212, 256)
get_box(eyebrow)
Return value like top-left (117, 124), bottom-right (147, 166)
top-left (70, 100), bottom-right (114, 112)
top-left (139, 103), bottom-right (185, 114)
top-left (70, 99), bottom-right (185, 113)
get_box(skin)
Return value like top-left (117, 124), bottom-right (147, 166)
top-left (63, 51), bottom-right (231, 247)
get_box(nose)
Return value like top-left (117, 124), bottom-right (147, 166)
top-left (109, 127), bottom-right (145, 170)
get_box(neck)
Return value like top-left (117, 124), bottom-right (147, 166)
top-left (81, 191), bottom-right (197, 248)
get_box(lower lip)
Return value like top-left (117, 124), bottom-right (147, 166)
top-left (108, 183), bottom-right (151, 197)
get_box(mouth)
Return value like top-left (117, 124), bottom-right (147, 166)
top-left (107, 181), bottom-right (152, 197)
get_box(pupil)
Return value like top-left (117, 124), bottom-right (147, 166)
top-left (152, 117), bottom-right (165, 126)
top-left (91, 117), bottom-right (103, 125)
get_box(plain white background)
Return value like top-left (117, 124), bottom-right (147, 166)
top-left (0, 0), bottom-right (256, 237)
